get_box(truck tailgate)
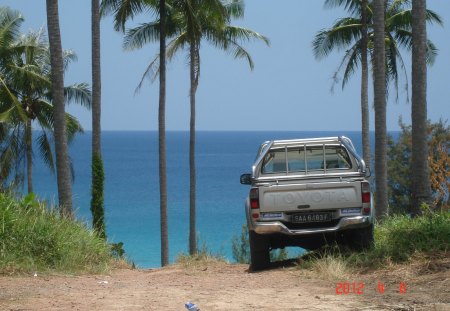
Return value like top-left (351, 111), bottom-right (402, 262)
top-left (259, 181), bottom-right (362, 212)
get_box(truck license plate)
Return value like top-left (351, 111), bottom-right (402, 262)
top-left (291, 212), bottom-right (332, 223)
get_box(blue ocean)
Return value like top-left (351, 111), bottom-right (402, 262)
top-left (32, 131), bottom-right (372, 268)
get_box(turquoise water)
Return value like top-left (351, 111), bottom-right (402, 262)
top-left (32, 131), bottom-right (371, 268)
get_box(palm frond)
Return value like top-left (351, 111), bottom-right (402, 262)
top-left (0, 75), bottom-right (27, 121)
top-left (36, 130), bottom-right (55, 173)
top-left (217, 25), bottom-right (269, 47)
top-left (34, 100), bottom-right (54, 130)
top-left (425, 40), bottom-right (438, 66)
top-left (167, 33), bottom-right (189, 59)
top-left (136, 54), bottom-right (160, 93)
top-left (0, 106), bottom-right (14, 122)
top-left (0, 7), bottom-right (23, 53)
top-left (222, 0), bottom-right (244, 20)
top-left (64, 83), bottom-right (92, 109)
top-left (340, 42), bottom-right (361, 88)
top-left (100, 0), bottom-right (157, 32)
top-left (65, 112), bottom-right (84, 143)
top-left (312, 18), bottom-right (361, 59)
top-left (324, 0), bottom-right (361, 16)
top-left (7, 63), bottom-right (51, 89)
top-left (222, 39), bottom-right (254, 70)
top-left (62, 49), bottom-right (78, 71)
top-left (123, 21), bottom-right (160, 50)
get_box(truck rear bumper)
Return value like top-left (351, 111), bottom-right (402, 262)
top-left (252, 216), bottom-right (372, 235)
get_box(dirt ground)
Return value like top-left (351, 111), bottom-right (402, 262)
top-left (1, 257), bottom-right (449, 311)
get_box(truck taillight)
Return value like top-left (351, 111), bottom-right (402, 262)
top-left (361, 182), bottom-right (371, 203)
top-left (249, 188), bottom-right (259, 209)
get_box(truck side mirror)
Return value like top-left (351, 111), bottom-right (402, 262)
top-left (240, 173), bottom-right (252, 185)
top-left (365, 167), bottom-right (371, 178)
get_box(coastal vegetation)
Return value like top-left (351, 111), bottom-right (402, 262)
top-left (388, 119), bottom-right (450, 214)
top-left (0, 192), bottom-right (111, 273)
top-left (0, 6), bottom-right (90, 209)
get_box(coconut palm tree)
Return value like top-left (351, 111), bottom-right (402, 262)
top-left (361, 0), bottom-right (369, 166)
top-left (0, 7), bottom-right (25, 188)
top-left (159, 0), bottom-right (169, 266)
top-left (123, 0), bottom-right (269, 255)
top-left (100, 0), bottom-right (169, 265)
top-left (1, 8), bottom-right (88, 194)
top-left (373, 0), bottom-right (387, 218)
top-left (312, 0), bottom-right (442, 166)
top-left (91, 0), bottom-right (106, 238)
top-left (411, 0), bottom-right (431, 215)
top-left (46, 0), bottom-right (73, 218)
top-left (4, 29), bottom-right (90, 194)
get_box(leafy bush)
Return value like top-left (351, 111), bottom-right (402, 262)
top-left (0, 193), bottom-right (112, 274)
top-left (388, 119), bottom-right (449, 213)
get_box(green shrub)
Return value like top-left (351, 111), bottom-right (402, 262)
top-left (369, 212), bottom-right (450, 262)
top-left (0, 193), bottom-right (112, 274)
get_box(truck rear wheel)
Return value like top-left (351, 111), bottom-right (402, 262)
top-left (249, 230), bottom-right (270, 271)
top-left (347, 224), bottom-right (374, 251)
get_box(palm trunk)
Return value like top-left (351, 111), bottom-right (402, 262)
top-left (411, 0), bottom-right (431, 215)
top-left (361, 0), bottom-right (370, 168)
top-left (46, 0), bottom-right (73, 218)
top-left (189, 44), bottom-right (198, 255)
top-left (91, 0), bottom-right (106, 238)
top-left (159, 0), bottom-right (169, 267)
top-left (92, 0), bottom-right (101, 157)
top-left (26, 120), bottom-right (33, 194)
top-left (373, 0), bottom-right (388, 219)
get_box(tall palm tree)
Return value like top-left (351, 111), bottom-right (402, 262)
top-left (361, 0), bottom-right (370, 166)
top-left (373, 0), bottom-right (387, 218)
top-left (46, 0), bottom-right (73, 218)
top-left (91, 0), bottom-right (106, 238)
top-left (312, 0), bottom-right (441, 166)
top-left (411, 0), bottom-right (431, 215)
top-left (124, 0), bottom-right (269, 255)
top-left (159, 0), bottom-right (169, 266)
top-left (100, 0), bottom-right (169, 265)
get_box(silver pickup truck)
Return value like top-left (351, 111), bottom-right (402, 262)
top-left (240, 136), bottom-right (374, 270)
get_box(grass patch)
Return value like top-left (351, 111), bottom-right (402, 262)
top-left (361, 212), bottom-right (450, 266)
top-left (0, 193), bottom-right (113, 274)
top-left (297, 246), bottom-right (354, 280)
top-left (176, 242), bottom-right (226, 269)
top-left (298, 212), bottom-right (450, 275)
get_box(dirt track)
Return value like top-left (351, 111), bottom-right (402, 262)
top-left (1, 259), bottom-right (449, 311)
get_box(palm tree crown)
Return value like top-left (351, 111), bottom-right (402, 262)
top-left (313, 0), bottom-right (441, 97)
top-left (0, 24), bottom-right (91, 192)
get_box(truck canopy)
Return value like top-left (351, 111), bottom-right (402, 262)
top-left (251, 136), bottom-right (368, 181)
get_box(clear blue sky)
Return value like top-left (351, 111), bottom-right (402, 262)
top-left (3, 0), bottom-right (450, 131)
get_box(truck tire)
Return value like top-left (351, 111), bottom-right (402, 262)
top-left (347, 224), bottom-right (374, 251)
top-left (249, 230), bottom-right (270, 271)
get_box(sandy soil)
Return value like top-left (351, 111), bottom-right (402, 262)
top-left (1, 257), bottom-right (449, 311)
